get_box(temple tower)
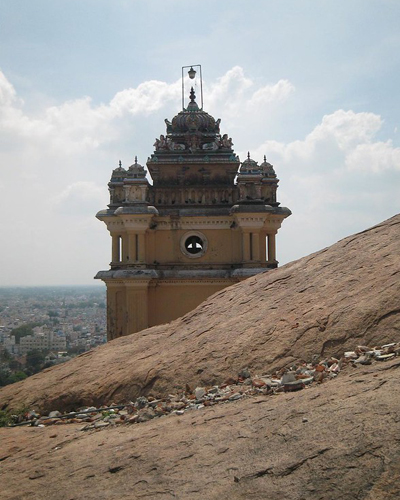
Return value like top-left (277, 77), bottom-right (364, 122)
top-left (95, 70), bottom-right (291, 340)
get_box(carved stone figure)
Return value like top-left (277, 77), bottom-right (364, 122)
top-left (186, 133), bottom-right (201, 151)
top-left (167, 139), bottom-right (186, 151)
top-left (154, 134), bottom-right (168, 151)
top-left (164, 118), bottom-right (172, 133)
top-left (221, 134), bottom-right (233, 149)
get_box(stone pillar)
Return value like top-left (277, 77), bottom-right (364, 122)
top-left (252, 232), bottom-right (260, 261)
top-left (242, 231), bottom-right (251, 262)
top-left (123, 185), bottom-right (130, 202)
top-left (138, 232), bottom-right (146, 262)
top-left (112, 234), bottom-right (120, 263)
top-left (108, 187), bottom-right (115, 204)
top-left (267, 232), bottom-right (276, 262)
top-left (260, 232), bottom-right (267, 263)
top-left (128, 232), bottom-right (136, 262)
top-left (121, 233), bottom-right (129, 263)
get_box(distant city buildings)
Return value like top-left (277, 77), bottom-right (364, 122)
top-left (0, 287), bottom-right (106, 363)
top-left (18, 328), bottom-right (67, 355)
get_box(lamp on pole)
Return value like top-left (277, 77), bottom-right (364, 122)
top-left (181, 64), bottom-right (203, 110)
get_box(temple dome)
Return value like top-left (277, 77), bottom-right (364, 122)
top-left (170, 88), bottom-right (219, 134)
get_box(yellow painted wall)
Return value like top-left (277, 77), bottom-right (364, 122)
top-left (149, 228), bottom-right (242, 265)
top-left (147, 281), bottom-right (237, 327)
top-left (103, 212), bottom-right (283, 339)
top-left (106, 286), bottom-right (126, 339)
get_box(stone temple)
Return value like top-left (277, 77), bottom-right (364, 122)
top-left (95, 77), bottom-right (291, 341)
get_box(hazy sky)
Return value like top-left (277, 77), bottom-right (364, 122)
top-left (1, 0), bottom-right (399, 286)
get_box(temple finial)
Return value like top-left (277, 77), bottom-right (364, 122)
top-left (135, 156), bottom-right (138, 165)
top-left (264, 155), bottom-right (266, 162)
top-left (189, 87), bottom-right (196, 103)
top-left (119, 160), bottom-right (122, 168)
top-left (247, 152), bottom-right (250, 160)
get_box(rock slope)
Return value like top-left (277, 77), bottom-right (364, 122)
top-left (1, 356), bottom-right (400, 500)
top-left (1, 214), bottom-right (399, 413)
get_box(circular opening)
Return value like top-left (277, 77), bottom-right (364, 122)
top-left (180, 231), bottom-right (208, 258)
top-left (185, 235), bottom-right (204, 254)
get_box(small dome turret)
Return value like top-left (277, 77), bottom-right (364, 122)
top-left (260, 155), bottom-right (276, 178)
top-left (110, 160), bottom-right (127, 181)
top-left (239, 153), bottom-right (261, 174)
top-left (127, 156), bottom-right (147, 179)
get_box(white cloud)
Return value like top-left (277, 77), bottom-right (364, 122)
top-left (346, 140), bottom-right (400, 172)
top-left (52, 181), bottom-right (108, 215)
top-left (206, 66), bottom-right (253, 110)
top-left (0, 66), bottom-right (297, 177)
top-left (0, 70), bottom-right (19, 106)
top-left (0, 68), bottom-right (399, 284)
top-left (237, 108), bottom-right (400, 265)
top-left (204, 67), bottom-right (295, 122)
top-left (0, 68), bottom-right (296, 160)
top-left (310, 110), bottom-right (382, 150)
top-left (248, 79), bottom-right (295, 106)
top-left (250, 109), bottom-right (399, 174)
top-left (110, 79), bottom-right (181, 116)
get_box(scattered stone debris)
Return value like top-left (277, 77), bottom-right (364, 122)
top-left (5, 341), bottom-right (399, 430)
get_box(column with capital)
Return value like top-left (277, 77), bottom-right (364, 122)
top-left (267, 232), bottom-right (277, 262)
top-left (251, 232), bottom-right (260, 261)
top-left (137, 232), bottom-right (146, 262)
top-left (111, 234), bottom-right (120, 263)
top-left (128, 232), bottom-right (137, 262)
top-left (242, 230), bottom-right (251, 262)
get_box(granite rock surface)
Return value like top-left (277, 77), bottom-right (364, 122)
top-left (1, 357), bottom-right (400, 500)
top-left (0, 214), bottom-right (399, 413)
top-left (1, 214), bottom-right (400, 499)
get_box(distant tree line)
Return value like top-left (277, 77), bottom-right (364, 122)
top-left (10, 323), bottom-right (42, 343)
top-left (0, 348), bottom-right (50, 387)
